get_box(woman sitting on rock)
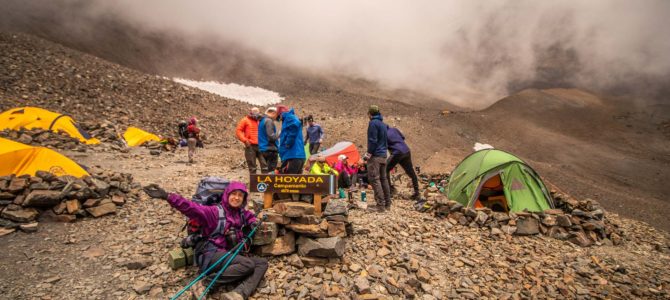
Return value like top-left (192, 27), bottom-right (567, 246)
top-left (143, 181), bottom-right (267, 300)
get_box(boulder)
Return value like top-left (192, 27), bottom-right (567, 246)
top-left (23, 190), bottom-right (63, 207)
top-left (293, 215), bottom-right (321, 225)
top-left (7, 177), bottom-right (28, 193)
top-left (323, 198), bottom-right (348, 216)
top-left (259, 232), bottom-right (295, 256)
top-left (541, 215), bottom-right (558, 227)
top-left (298, 236), bottom-right (345, 258)
top-left (273, 202), bottom-right (315, 217)
top-left (65, 199), bottom-right (82, 214)
top-left (544, 208), bottom-right (564, 215)
top-left (547, 226), bottom-right (568, 240)
top-left (252, 222), bottom-right (278, 246)
top-left (325, 215), bottom-right (348, 223)
top-left (492, 212), bottom-right (511, 222)
top-left (260, 211), bottom-right (291, 225)
top-left (286, 222), bottom-right (327, 237)
top-left (83, 198), bottom-right (102, 208)
top-left (86, 203), bottom-right (117, 217)
top-left (475, 211), bottom-right (488, 225)
top-left (0, 218), bottom-right (19, 229)
top-left (111, 194), bottom-right (126, 206)
top-left (35, 171), bottom-right (57, 182)
top-left (355, 276), bottom-right (371, 294)
top-left (327, 221), bottom-right (347, 237)
top-left (19, 222), bottom-right (39, 232)
top-left (90, 178), bottom-right (110, 197)
top-left (515, 218), bottom-right (540, 235)
top-left (1, 205), bottom-right (39, 222)
top-left (569, 231), bottom-right (593, 247)
top-left (556, 215), bottom-right (573, 227)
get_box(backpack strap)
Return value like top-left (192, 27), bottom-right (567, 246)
top-left (212, 204), bottom-right (226, 236)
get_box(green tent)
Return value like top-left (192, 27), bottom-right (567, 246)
top-left (446, 149), bottom-right (554, 212)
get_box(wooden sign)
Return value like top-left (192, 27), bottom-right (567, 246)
top-left (250, 174), bottom-right (336, 216)
top-left (250, 174), bottom-right (336, 194)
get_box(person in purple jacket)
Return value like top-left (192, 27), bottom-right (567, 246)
top-left (386, 125), bottom-right (421, 201)
top-left (143, 181), bottom-right (267, 300)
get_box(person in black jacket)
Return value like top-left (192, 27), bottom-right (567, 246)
top-left (364, 105), bottom-right (391, 212)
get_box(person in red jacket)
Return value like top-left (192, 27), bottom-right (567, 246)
top-left (236, 107), bottom-right (267, 174)
top-left (187, 117), bottom-right (201, 163)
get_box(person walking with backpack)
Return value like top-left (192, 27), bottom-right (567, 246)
top-left (364, 105), bottom-right (391, 212)
top-left (143, 181), bottom-right (268, 300)
top-left (386, 125), bottom-right (421, 200)
top-left (187, 117), bottom-right (201, 163)
top-left (276, 105), bottom-right (306, 174)
top-left (305, 115), bottom-right (324, 155)
top-left (258, 107), bottom-right (280, 173)
top-left (236, 107), bottom-right (267, 174)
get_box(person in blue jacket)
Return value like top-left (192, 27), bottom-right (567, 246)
top-left (276, 105), bottom-right (306, 174)
top-left (386, 125), bottom-right (421, 200)
top-left (258, 107), bottom-right (279, 173)
top-left (364, 105), bottom-right (391, 212)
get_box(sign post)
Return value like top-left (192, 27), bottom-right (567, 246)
top-left (250, 174), bottom-right (336, 215)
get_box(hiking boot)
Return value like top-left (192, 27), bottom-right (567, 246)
top-left (367, 206), bottom-right (386, 213)
top-left (190, 282), bottom-right (207, 300)
top-left (220, 291), bottom-right (244, 300)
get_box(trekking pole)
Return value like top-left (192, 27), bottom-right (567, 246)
top-left (169, 243), bottom-right (242, 300)
top-left (197, 215), bottom-right (266, 300)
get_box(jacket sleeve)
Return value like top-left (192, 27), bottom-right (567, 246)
top-left (282, 119), bottom-right (299, 148)
top-left (367, 123), bottom-right (378, 155)
top-left (318, 125), bottom-right (324, 140)
top-left (167, 193), bottom-right (209, 224)
top-left (235, 119), bottom-right (248, 143)
top-left (243, 209), bottom-right (257, 226)
top-left (265, 119), bottom-right (278, 142)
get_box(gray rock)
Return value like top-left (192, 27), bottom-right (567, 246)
top-left (298, 236), bottom-right (345, 258)
top-left (252, 222), bottom-right (278, 246)
top-left (23, 190), bottom-right (62, 207)
top-left (323, 198), bottom-right (348, 216)
top-left (515, 218), bottom-right (540, 235)
top-left (354, 276), bottom-right (371, 294)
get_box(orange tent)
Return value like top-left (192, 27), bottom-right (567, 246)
top-left (317, 141), bottom-right (360, 166)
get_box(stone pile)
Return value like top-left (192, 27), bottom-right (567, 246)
top-left (0, 168), bottom-right (141, 235)
top-left (422, 190), bottom-right (623, 247)
top-left (0, 128), bottom-right (88, 152)
top-left (252, 198), bottom-right (351, 266)
top-left (80, 121), bottom-right (125, 145)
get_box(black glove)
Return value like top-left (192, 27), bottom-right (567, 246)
top-left (143, 184), bottom-right (169, 199)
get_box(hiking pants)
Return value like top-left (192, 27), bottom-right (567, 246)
top-left (187, 138), bottom-right (197, 162)
top-left (338, 172), bottom-right (352, 189)
top-left (262, 151), bottom-right (279, 173)
top-left (279, 159), bottom-right (305, 174)
top-left (309, 142), bottom-right (321, 155)
top-left (367, 156), bottom-right (391, 208)
top-left (206, 253), bottom-right (268, 299)
top-left (387, 151), bottom-right (419, 196)
top-left (244, 145), bottom-right (267, 174)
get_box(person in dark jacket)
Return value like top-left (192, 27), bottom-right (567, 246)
top-left (258, 107), bottom-right (279, 173)
top-left (305, 115), bottom-right (324, 154)
top-left (143, 182), bottom-right (267, 300)
top-left (364, 105), bottom-right (391, 212)
top-left (276, 105), bottom-right (306, 174)
top-left (386, 125), bottom-right (421, 200)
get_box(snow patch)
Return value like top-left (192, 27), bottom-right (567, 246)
top-left (473, 143), bottom-right (494, 151)
top-left (173, 78), bottom-right (283, 106)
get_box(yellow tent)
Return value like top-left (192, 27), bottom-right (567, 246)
top-left (0, 137), bottom-right (89, 177)
top-left (123, 126), bottom-right (160, 147)
top-left (0, 107), bottom-right (100, 145)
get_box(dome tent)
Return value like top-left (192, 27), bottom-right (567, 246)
top-left (0, 137), bottom-right (89, 177)
top-left (0, 107), bottom-right (100, 145)
top-left (313, 141), bottom-right (360, 167)
top-left (446, 149), bottom-right (554, 212)
top-left (123, 126), bottom-right (160, 147)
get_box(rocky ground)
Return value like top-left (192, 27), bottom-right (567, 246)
top-left (0, 145), bottom-right (669, 299)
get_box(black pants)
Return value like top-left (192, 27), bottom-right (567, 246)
top-left (206, 253), bottom-right (268, 299)
top-left (244, 145), bottom-right (267, 174)
top-left (262, 151), bottom-right (278, 173)
top-left (338, 172), bottom-right (352, 189)
top-left (280, 159), bottom-right (305, 174)
top-left (309, 142), bottom-right (321, 155)
top-left (387, 151), bottom-right (419, 195)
